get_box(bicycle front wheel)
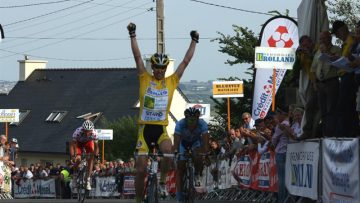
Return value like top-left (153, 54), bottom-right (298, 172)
top-left (182, 168), bottom-right (195, 203)
top-left (77, 169), bottom-right (87, 203)
top-left (145, 175), bottom-right (158, 203)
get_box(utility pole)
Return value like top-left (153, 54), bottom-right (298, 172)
top-left (156, 0), bottom-right (165, 53)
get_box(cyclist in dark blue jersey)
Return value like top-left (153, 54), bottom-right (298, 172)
top-left (173, 107), bottom-right (209, 203)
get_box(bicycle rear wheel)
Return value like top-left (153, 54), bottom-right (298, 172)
top-left (182, 168), bottom-right (195, 203)
top-left (145, 175), bottom-right (158, 203)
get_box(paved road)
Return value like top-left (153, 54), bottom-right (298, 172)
top-left (0, 199), bottom-right (230, 203)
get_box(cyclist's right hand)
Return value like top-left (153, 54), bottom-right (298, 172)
top-left (127, 23), bottom-right (136, 37)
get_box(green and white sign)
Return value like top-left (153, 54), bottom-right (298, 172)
top-left (95, 129), bottom-right (113, 140)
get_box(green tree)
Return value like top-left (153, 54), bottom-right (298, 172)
top-left (209, 15), bottom-right (292, 138)
top-left (326, 0), bottom-right (360, 30)
top-left (98, 116), bottom-right (138, 161)
top-left (208, 25), bottom-right (258, 138)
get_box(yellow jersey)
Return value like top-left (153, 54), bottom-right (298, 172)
top-left (138, 71), bottom-right (179, 126)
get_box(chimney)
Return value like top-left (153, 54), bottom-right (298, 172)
top-left (18, 57), bottom-right (47, 81)
top-left (145, 57), bottom-right (175, 77)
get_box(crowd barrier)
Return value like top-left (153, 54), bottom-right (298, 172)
top-left (285, 138), bottom-right (360, 203)
top-left (2, 138), bottom-right (359, 202)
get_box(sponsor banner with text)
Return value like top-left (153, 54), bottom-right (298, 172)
top-left (286, 142), bottom-right (319, 200)
top-left (252, 16), bottom-right (298, 120)
top-left (322, 138), bottom-right (359, 203)
top-left (212, 81), bottom-right (243, 98)
top-left (13, 178), bottom-right (56, 198)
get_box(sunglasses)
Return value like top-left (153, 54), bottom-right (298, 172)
top-left (153, 66), bottom-right (167, 70)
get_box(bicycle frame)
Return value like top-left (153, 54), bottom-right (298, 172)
top-left (136, 143), bottom-right (174, 203)
top-left (180, 149), bottom-right (196, 203)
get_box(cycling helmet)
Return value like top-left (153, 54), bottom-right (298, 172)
top-left (82, 120), bottom-right (94, 130)
top-left (150, 53), bottom-right (170, 68)
top-left (184, 107), bottom-right (201, 118)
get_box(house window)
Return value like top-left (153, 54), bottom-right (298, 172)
top-left (46, 111), bottom-right (67, 122)
top-left (77, 112), bottom-right (102, 123)
top-left (9, 110), bottom-right (30, 126)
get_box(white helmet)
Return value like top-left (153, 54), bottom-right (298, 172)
top-left (82, 120), bottom-right (94, 130)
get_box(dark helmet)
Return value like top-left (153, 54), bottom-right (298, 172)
top-left (150, 53), bottom-right (170, 68)
top-left (184, 107), bottom-right (201, 118)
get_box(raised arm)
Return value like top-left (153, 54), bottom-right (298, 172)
top-left (175, 30), bottom-right (199, 79)
top-left (127, 23), bottom-right (146, 75)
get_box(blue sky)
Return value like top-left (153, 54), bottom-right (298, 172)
top-left (0, 0), bottom-right (301, 82)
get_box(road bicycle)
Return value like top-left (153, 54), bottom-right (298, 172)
top-left (74, 152), bottom-right (92, 203)
top-left (178, 148), bottom-right (208, 203)
top-left (136, 142), bottom-right (174, 203)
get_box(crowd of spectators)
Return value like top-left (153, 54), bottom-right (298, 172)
top-left (0, 138), bottom-right (137, 199)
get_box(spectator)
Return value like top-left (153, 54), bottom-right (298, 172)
top-left (289, 107), bottom-right (304, 141)
top-left (255, 119), bottom-right (271, 154)
top-left (0, 135), bottom-right (13, 166)
top-left (311, 31), bottom-right (341, 137)
top-left (49, 163), bottom-right (60, 176)
top-left (271, 107), bottom-right (290, 203)
top-left (37, 165), bottom-right (48, 178)
top-left (23, 166), bottom-right (33, 179)
top-left (332, 20), bottom-right (359, 137)
top-left (295, 35), bottom-right (319, 139)
top-left (240, 113), bottom-right (258, 149)
top-left (349, 20), bottom-right (360, 126)
top-left (116, 159), bottom-right (125, 195)
top-left (9, 138), bottom-right (18, 165)
top-left (59, 166), bottom-right (71, 198)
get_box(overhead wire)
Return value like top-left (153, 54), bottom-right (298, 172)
top-left (1, 0), bottom-right (148, 50)
top-left (5, 36), bottom-right (215, 41)
top-left (189, 0), bottom-right (297, 19)
top-left (5, 0), bottom-right (115, 33)
top-left (0, 6), bottom-right (153, 60)
top-left (0, 0), bottom-right (73, 8)
top-left (3, 0), bottom-right (95, 27)
top-left (69, 0), bottom-right (149, 9)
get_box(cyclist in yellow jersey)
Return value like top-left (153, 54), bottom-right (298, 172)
top-left (127, 22), bottom-right (199, 203)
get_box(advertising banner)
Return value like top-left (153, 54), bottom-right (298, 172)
top-left (13, 178), bottom-right (56, 198)
top-left (0, 109), bottom-right (19, 122)
top-left (235, 154), bottom-right (252, 188)
top-left (255, 47), bottom-right (296, 69)
top-left (323, 138), bottom-right (359, 203)
top-left (95, 176), bottom-right (119, 197)
top-left (123, 175), bottom-right (135, 195)
top-left (212, 81), bottom-right (244, 98)
top-left (253, 151), bottom-right (278, 192)
top-left (286, 142), bottom-right (319, 200)
top-left (95, 129), bottom-right (113, 140)
top-left (0, 161), bottom-right (11, 194)
top-left (252, 16), bottom-right (298, 120)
